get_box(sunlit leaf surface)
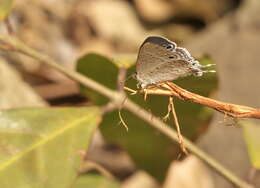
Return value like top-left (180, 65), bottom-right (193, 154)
top-left (0, 107), bottom-right (101, 188)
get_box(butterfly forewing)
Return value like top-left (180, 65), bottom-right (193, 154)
top-left (136, 36), bottom-right (204, 88)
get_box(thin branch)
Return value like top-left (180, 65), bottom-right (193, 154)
top-left (130, 82), bottom-right (260, 119)
top-left (79, 160), bottom-right (116, 180)
top-left (101, 102), bottom-right (117, 114)
top-left (0, 35), bottom-right (253, 188)
top-left (247, 167), bottom-right (258, 184)
top-left (169, 96), bottom-right (188, 154)
top-left (118, 109), bottom-right (129, 131)
top-left (117, 67), bottom-right (127, 92)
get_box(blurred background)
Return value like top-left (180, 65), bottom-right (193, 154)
top-left (1, 0), bottom-right (260, 187)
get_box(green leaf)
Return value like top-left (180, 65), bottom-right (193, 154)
top-left (77, 54), bottom-right (119, 105)
top-left (74, 173), bottom-right (119, 188)
top-left (76, 53), bottom-right (218, 181)
top-left (241, 120), bottom-right (260, 169)
top-left (0, 0), bottom-right (13, 21)
top-left (0, 107), bottom-right (101, 188)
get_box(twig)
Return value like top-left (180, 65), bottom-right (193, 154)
top-left (132, 82), bottom-right (260, 119)
top-left (162, 99), bottom-right (171, 121)
top-left (118, 109), bottom-right (129, 131)
top-left (0, 35), bottom-right (253, 188)
top-left (247, 167), bottom-right (257, 184)
top-left (117, 67), bottom-right (127, 92)
top-left (101, 102), bottom-right (117, 114)
top-left (116, 67), bottom-right (129, 131)
top-left (169, 96), bottom-right (188, 154)
top-left (79, 160), bottom-right (116, 180)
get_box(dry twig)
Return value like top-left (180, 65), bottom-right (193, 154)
top-left (168, 96), bottom-right (188, 154)
top-left (117, 67), bottom-right (127, 92)
top-left (125, 81), bottom-right (260, 119)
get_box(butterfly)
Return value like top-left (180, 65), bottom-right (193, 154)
top-left (135, 36), bottom-right (215, 88)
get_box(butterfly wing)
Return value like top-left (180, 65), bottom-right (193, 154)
top-left (136, 36), bottom-right (178, 76)
top-left (142, 59), bottom-right (197, 85)
top-left (136, 36), bottom-right (201, 87)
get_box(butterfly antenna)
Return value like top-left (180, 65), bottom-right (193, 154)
top-left (200, 64), bottom-right (216, 68)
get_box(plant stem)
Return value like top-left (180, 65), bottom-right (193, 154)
top-left (0, 35), bottom-right (253, 188)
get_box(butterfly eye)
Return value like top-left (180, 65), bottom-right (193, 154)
top-left (166, 45), bottom-right (174, 49)
top-left (191, 60), bottom-right (200, 66)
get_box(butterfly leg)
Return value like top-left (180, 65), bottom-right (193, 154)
top-left (143, 88), bottom-right (148, 101)
top-left (136, 82), bottom-right (141, 89)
